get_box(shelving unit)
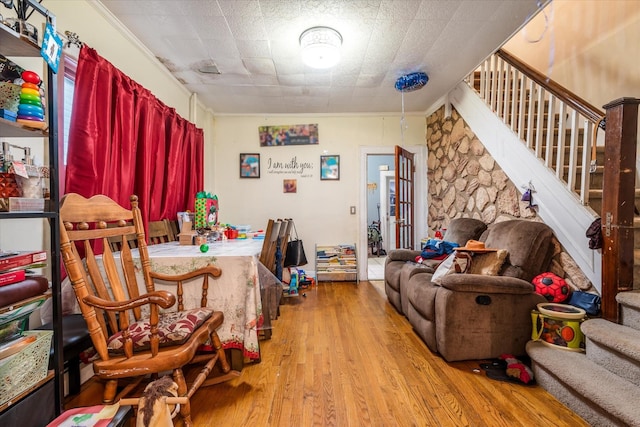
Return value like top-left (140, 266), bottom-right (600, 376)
top-left (0, 4), bottom-right (62, 425)
top-left (315, 244), bottom-right (358, 282)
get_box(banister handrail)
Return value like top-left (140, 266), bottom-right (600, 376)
top-left (496, 49), bottom-right (605, 123)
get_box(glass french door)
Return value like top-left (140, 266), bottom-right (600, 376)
top-left (394, 146), bottom-right (414, 249)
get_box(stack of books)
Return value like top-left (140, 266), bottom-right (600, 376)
top-left (0, 250), bottom-right (48, 309)
top-left (0, 250), bottom-right (49, 363)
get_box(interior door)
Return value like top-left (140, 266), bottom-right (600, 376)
top-left (379, 171), bottom-right (395, 253)
top-left (394, 145), bottom-right (415, 249)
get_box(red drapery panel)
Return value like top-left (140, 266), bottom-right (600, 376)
top-left (65, 46), bottom-right (203, 227)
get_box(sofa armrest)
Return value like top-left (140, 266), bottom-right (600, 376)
top-left (387, 249), bottom-right (421, 262)
top-left (440, 274), bottom-right (536, 295)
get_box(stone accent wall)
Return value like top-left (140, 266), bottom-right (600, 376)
top-left (426, 106), bottom-right (595, 293)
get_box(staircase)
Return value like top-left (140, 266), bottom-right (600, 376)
top-left (463, 50), bottom-right (640, 425)
top-left (526, 292), bottom-right (640, 426)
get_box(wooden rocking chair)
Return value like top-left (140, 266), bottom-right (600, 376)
top-left (59, 194), bottom-right (239, 426)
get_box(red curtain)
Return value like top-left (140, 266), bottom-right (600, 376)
top-left (64, 46), bottom-right (203, 227)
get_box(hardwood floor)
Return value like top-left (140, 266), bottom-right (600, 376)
top-left (68, 281), bottom-right (588, 426)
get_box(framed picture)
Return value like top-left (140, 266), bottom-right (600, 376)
top-left (259, 123), bottom-right (319, 146)
top-left (240, 153), bottom-right (260, 178)
top-left (320, 155), bottom-right (340, 180)
top-left (283, 179), bottom-right (297, 193)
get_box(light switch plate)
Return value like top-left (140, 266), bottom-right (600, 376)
top-left (350, 206), bottom-right (356, 214)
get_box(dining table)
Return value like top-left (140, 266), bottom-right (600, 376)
top-left (108, 238), bottom-right (277, 368)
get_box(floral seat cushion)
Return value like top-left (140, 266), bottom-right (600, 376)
top-left (107, 307), bottom-right (213, 353)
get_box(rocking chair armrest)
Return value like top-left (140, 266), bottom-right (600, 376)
top-left (149, 264), bottom-right (222, 282)
top-left (83, 290), bottom-right (176, 311)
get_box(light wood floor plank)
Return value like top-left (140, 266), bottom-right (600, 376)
top-left (67, 281), bottom-right (589, 426)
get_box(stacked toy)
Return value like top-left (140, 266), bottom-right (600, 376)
top-left (16, 70), bottom-right (46, 129)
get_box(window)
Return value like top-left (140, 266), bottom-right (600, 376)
top-left (62, 55), bottom-right (77, 166)
top-left (62, 75), bottom-right (74, 165)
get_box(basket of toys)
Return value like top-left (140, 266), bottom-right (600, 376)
top-left (531, 303), bottom-right (586, 352)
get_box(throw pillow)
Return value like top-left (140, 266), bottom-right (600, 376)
top-left (107, 307), bottom-right (213, 353)
top-left (468, 249), bottom-right (508, 275)
top-left (431, 252), bottom-right (472, 285)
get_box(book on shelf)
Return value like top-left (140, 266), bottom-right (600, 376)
top-left (0, 269), bottom-right (25, 287)
top-left (0, 250), bottom-right (47, 273)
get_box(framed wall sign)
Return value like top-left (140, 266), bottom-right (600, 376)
top-left (259, 124), bottom-right (319, 146)
top-left (320, 155), bottom-right (340, 180)
top-left (240, 153), bottom-right (260, 178)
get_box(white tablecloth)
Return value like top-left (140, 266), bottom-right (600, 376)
top-left (115, 239), bottom-right (265, 362)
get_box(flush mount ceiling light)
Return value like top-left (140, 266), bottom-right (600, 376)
top-left (299, 26), bottom-right (342, 69)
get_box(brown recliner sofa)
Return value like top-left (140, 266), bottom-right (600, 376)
top-left (406, 219), bottom-right (551, 362)
top-left (384, 218), bottom-right (487, 314)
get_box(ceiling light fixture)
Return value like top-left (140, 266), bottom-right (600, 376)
top-left (299, 26), bottom-right (342, 69)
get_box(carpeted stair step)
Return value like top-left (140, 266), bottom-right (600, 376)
top-left (527, 340), bottom-right (640, 427)
top-left (581, 319), bottom-right (640, 387)
top-left (618, 290), bottom-right (640, 330)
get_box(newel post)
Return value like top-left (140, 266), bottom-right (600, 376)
top-left (601, 97), bottom-right (640, 322)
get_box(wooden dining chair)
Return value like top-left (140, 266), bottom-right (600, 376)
top-left (164, 218), bottom-right (180, 241)
top-left (279, 218), bottom-right (293, 265)
top-left (259, 219), bottom-right (281, 274)
top-left (148, 219), bottom-right (174, 245)
top-left (106, 220), bottom-right (137, 252)
top-left (60, 193), bottom-right (237, 426)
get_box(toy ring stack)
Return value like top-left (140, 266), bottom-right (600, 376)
top-left (16, 70), bottom-right (47, 130)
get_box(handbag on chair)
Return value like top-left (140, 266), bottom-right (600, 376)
top-left (284, 221), bottom-right (307, 267)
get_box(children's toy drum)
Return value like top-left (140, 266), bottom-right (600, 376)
top-left (531, 303), bottom-right (586, 351)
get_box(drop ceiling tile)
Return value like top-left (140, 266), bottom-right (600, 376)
top-left (331, 74), bottom-right (359, 87)
top-left (158, 37), bottom-right (208, 62)
top-left (281, 86), bottom-right (303, 96)
top-left (212, 58), bottom-right (251, 75)
top-left (304, 73), bottom-right (332, 86)
top-left (192, 15), bottom-right (234, 39)
top-left (237, 40), bottom-right (272, 58)
top-left (274, 60), bottom-right (304, 76)
top-left (202, 40), bottom-right (241, 60)
top-left (453, 1), bottom-right (504, 22)
top-left (415, 0), bottom-right (461, 20)
top-left (250, 85), bottom-right (282, 96)
top-left (299, 0), bottom-right (343, 17)
top-left (259, 0), bottom-right (303, 18)
top-left (379, 0), bottom-right (423, 20)
top-left (227, 15), bottom-right (268, 40)
top-left (243, 58), bottom-right (277, 75)
top-left (339, 1), bottom-right (382, 19)
top-left (217, 0), bottom-right (263, 17)
top-left (279, 75), bottom-right (306, 86)
top-left (356, 73), bottom-right (386, 87)
top-left (270, 40), bottom-right (302, 61)
top-left (140, 15), bottom-right (199, 38)
top-left (100, 0), bottom-right (187, 16)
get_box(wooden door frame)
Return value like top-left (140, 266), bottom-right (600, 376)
top-left (358, 146), bottom-right (427, 281)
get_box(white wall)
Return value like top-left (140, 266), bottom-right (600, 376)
top-left (210, 114), bottom-right (425, 274)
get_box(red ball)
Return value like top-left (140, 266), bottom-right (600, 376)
top-left (533, 272), bottom-right (571, 303)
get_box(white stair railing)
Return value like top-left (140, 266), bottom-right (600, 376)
top-left (465, 50), bottom-right (605, 208)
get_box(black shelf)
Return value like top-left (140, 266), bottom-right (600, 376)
top-left (0, 2), bottom-right (62, 421)
top-left (0, 23), bottom-right (40, 57)
top-left (0, 211), bottom-right (56, 219)
top-left (0, 117), bottom-right (49, 138)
